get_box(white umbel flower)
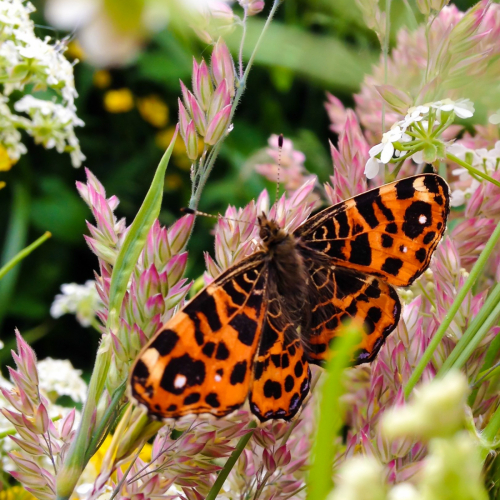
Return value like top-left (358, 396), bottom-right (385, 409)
top-left (37, 358), bottom-right (88, 403)
top-left (51, 280), bottom-right (101, 327)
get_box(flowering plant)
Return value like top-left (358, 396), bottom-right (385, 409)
top-left (2, 0), bottom-right (500, 499)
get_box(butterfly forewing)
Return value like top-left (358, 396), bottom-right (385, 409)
top-left (296, 175), bottom-right (450, 287)
top-left (130, 255), bottom-right (268, 419)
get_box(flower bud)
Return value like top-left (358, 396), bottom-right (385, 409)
top-left (239, 0), bottom-right (265, 15)
top-left (416, 0), bottom-right (450, 16)
top-left (184, 120), bottom-right (199, 160)
top-left (204, 104), bottom-right (231, 145)
top-left (178, 99), bottom-right (190, 141)
top-left (375, 85), bottom-right (412, 114)
top-left (192, 59), bottom-right (213, 110)
top-left (188, 93), bottom-right (207, 136)
top-left (211, 38), bottom-right (235, 96)
top-left (207, 79), bottom-right (231, 122)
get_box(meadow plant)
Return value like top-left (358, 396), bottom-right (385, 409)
top-left (2, 0), bottom-right (500, 499)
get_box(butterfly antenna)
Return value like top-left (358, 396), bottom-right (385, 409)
top-left (275, 133), bottom-right (284, 204)
top-left (181, 207), bottom-right (259, 227)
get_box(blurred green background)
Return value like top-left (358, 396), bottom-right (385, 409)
top-left (0, 0), bottom-right (478, 375)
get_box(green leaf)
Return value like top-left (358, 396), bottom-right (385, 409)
top-left (308, 325), bottom-right (362, 500)
top-left (107, 127), bottom-right (179, 330)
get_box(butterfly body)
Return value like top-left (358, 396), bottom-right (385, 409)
top-left (130, 174), bottom-right (450, 422)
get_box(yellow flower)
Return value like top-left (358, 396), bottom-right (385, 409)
top-left (93, 70), bottom-right (112, 89)
top-left (165, 173), bottom-right (183, 191)
top-left (137, 95), bottom-right (169, 128)
top-left (65, 41), bottom-right (86, 61)
top-left (0, 145), bottom-right (14, 171)
top-left (0, 486), bottom-right (36, 500)
top-left (103, 89), bottom-right (134, 113)
top-left (0, 181), bottom-right (5, 190)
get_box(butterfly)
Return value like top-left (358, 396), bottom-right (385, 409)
top-left (129, 174), bottom-right (450, 422)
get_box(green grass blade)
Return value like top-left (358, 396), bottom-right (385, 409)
top-left (438, 282), bottom-right (500, 376)
top-left (405, 221), bottom-right (500, 398)
top-left (0, 231), bottom-right (51, 280)
top-left (308, 326), bottom-right (362, 500)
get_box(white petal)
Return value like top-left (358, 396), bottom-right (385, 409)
top-left (412, 150), bottom-right (424, 164)
top-left (440, 104), bottom-right (454, 112)
top-left (454, 107), bottom-right (474, 119)
top-left (380, 142), bottom-right (394, 163)
top-left (364, 158), bottom-right (381, 179)
top-left (369, 143), bottom-right (384, 157)
top-left (450, 190), bottom-right (465, 207)
top-left (489, 113), bottom-right (500, 125)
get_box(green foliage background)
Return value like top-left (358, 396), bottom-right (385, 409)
top-left (0, 0), bottom-right (477, 374)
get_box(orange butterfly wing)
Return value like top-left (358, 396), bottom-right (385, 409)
top-left (296, 174), bottom-right (450, 287)
top-left (129, 254), bottom-right (268, 419)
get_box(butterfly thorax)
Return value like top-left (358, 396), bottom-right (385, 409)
top-left (257, 213), bottom-right (309, 319)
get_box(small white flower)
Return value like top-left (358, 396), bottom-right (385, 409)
top-left (364, 157), bottom-right (383, 179)
top-left (431, 98), bottom-right (475, 119)
top-left (400, 104), bottom-right (430, 130)
top-left (37, 357), bottom-right (88, 403)
top-left (388, 483), bottom-right (421, 500)
top-left (50, 280), bottom-right (101, 327)
top-left (450, 189), bottom-right (466, 207)
top-left (489, 110), bottom-right (500, 125)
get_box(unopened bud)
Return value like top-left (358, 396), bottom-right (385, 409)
top-left (204, 104), bottom-right (231, 145)
top-left (211, 38), bottom-right (235, 96)
top-left (178, 99), bottom-right (190, 141)
top-left (184, 120), bottom-right (199, 160)
top-left (192, 59), bottom-right (213, 110)
top-left (207, 79), bottom-right (231, 122)
top-left (188, 93), bottom-right (207, 136)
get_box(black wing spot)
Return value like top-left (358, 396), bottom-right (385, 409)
top-left (230, 313), bottom-right (258, 347)
top-left (254, 360), bottom-right (264, 380)
top-left (367, 306), bottom-right (382, 323)
top-left (336, 210), bottom-right (350, 238)
top-left (185, 293), bottom-right (222, 332)
top-left (184, 393), bottom-right (201, 405)
top-left (202, 342), bottom-right (216, 357)
top-left (375, 196), bottom-right (395, 221)
top-left (355, 189), bottom-right (380, 229)
top-left (350, 233), bottom-right (372, 266)
top-left (263, 380), bottom-right (282, 399)
top-left (167, 404), bottom-right (177, 412)
top-left (294, 361), bottom-right (304, 377)
top-left (396, 178), bottom-right (416, 199)
top-left (381, 257), bottom-right (403, 276)
top-left (423, 231), bottom-right (436, 244)
top-left (415, 248), bottom-right (427, 263)
top-left (381, 234), bottom-right (393, 248)
top-left (402, 201), bottom-right (432, 239)
top-left (215, 341), bottom-right (230, 360)
top-left (150, 329), bottom-right (179, 356)
top-left (133, 360), bottom-right (149, 381)
top-left (281, 353), bottom-right (290, 368)
top-left (285, 375), bottom-right (294, 392)
top-left (230, 361), bottom-right (247, 385)
top-left (160, 354), bottom-right (206, 395)
top-left (423, 174), bottom-right (441, 194)
top-left (271, 354), bottom-right (281, 367)
top-left (386, 222), bottom-right (398, 234)
top-left (435, 195), bottom-right (443, 206)
top-left (205, 393), bottom-right (220, 408)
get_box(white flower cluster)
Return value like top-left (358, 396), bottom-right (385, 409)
top-left (364, 98), bottom-right (475, 179)
top-left (37, 357), bottom-right (88, 403)
top-left (447, 141), bottom-right (500, 207)
top-left (0, 0), bottom-right (84, 167)
top-left (50, 280), bottom-right (102, 327)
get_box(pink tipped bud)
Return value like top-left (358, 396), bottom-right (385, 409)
top-left (239, 0), bottom-right (265, 15)
top-left (204, 104), bottom-right (231, 145)
top-left (179, 80), bottom-right (191, 110)
top-left (188, 93), bottom-right (207, 136)
top-left (262, 449), bottom-right (277, 473)
top-left (211, 39), bottom-right (235, 96)
top-left (184, 120), bottom-right (199, 160)
top-left (178, 99), bottom-right (190, 141)
top-left (34, 403), bottom-right (50, 434)
top-left (193, 59), bottom-right (214, 111)
top-left (207, 79), bottom-right (231, 122)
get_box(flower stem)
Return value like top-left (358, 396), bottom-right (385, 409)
top-left (446, 153), bottom-right (500, 189)
top-left (404, 221), bottom-right (500, 398)
top-left (481, 404), bottom-right (500, 460)
top-left (205, 421), bottom-right (257, 500)
top-left (0, 231), bottom-right (51, 280)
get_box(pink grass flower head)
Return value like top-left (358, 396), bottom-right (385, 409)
top-left (255, 134), bottom-right (316, 194)
top-left (324, 110), bottom-right (369, 203)
top-left (0, 331), bottom-right (77, 499)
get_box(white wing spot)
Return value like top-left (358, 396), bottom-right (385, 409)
top-left (214, 374), bottom-right (222, 382)
top-left (174, 374), bottom-right (187, 389)
top-left (401, 246), bottom-right (408, 253)
top-left (419, 215), bottom-right (427, 224)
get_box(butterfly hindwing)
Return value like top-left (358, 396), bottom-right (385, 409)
top-left (295, 174), bottom-right (450, 287)
top-left (301, 255), bottom-right (401, 364)
top-left (130, 255), bottom-right (268, 419)
top-left (249, 297), bottom-right (311, 422)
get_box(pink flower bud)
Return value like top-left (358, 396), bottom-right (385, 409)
top-left (192, 59), bottom-right (214, 110)
top-left (211, 39), bottom-right (235, 96)
top-left (34, 404), bottom-right (50, 434)
top-left (274, 444), bottom-right (291, 467)
top-left (179, 80), bottom-right (191, 110)
top-left (184, 120), bottom-right (199, 160)
top-left (188, 92), bottom-right (207, 136)
top-left (178, 99), bottom-right (190, 141)
top-left (168, 214), bottom-right (194, 254)
top-left (207, 79), bottom-right (231, 123)
top-left (239, 0), bottom-right (265, 15)
top-left (262, 449), bottom-right (277, 473)
top-left (204, 104), bottom-right (231, 145)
